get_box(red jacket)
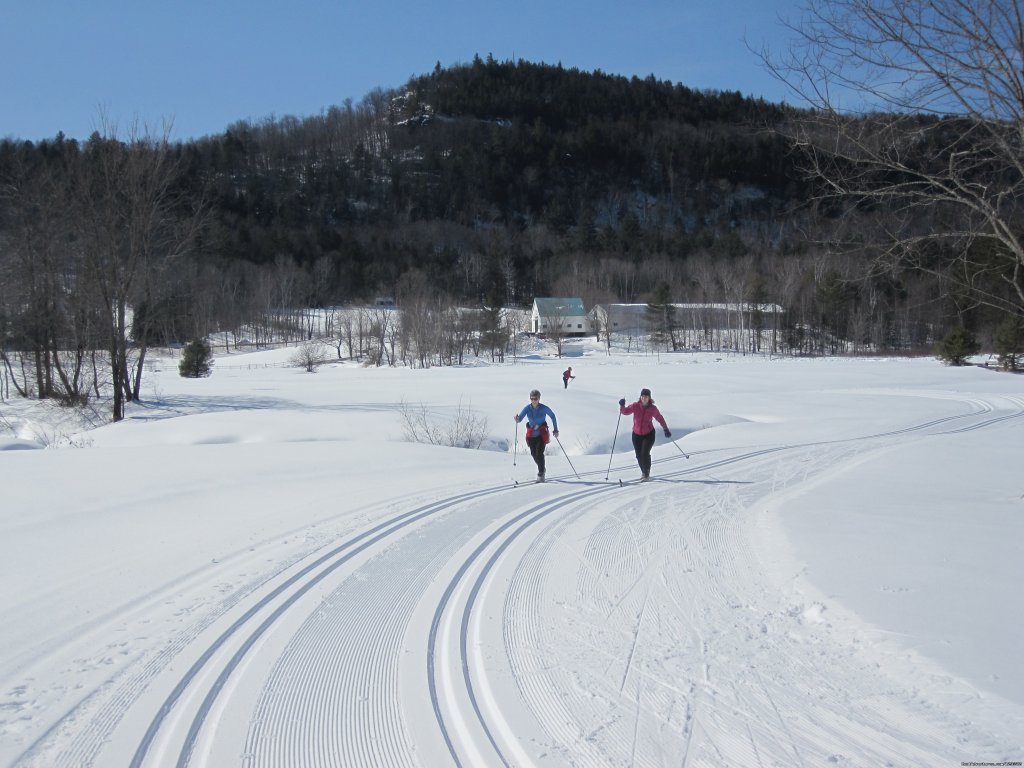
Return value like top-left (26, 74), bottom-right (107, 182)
top-left (620, 400), bottom-right (668, 435)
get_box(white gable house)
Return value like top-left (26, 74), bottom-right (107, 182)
top-left (531, 297), bottom-right (589, 336)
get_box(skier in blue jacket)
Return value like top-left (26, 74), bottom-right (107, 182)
top-left (514, 389), bottom-right (559, 481)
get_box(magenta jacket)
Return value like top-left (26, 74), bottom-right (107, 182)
top-left (620, 400), bottom-right (668, 435)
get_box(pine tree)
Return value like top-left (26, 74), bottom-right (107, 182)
top-left (934, 326), bottom-right (980, 366)
top-left (179, 338), bottom-right (214, 378)
top-left (993, 316), bottom-right (1024, 371)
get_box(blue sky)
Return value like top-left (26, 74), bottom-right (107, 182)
top-left (2, 0), bottom-right (806, 143)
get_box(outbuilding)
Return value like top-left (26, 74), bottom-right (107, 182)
top-left (531, 298), bottom-right (589, 336)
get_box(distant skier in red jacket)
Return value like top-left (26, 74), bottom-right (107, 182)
top-left (562, 366), bottom-right (575, 389)
top-left (618, 388), bottom-right (670, 481)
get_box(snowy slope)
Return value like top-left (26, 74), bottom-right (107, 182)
top-left (1, 346), bottom-right (1022, 766)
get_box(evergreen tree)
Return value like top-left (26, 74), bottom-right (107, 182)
top-left (993, 315), bottom-right (1024, 371)
top-left (179, 338), bottom-right (214, 378)
top-left (934, 326), bottom-right (980, 366)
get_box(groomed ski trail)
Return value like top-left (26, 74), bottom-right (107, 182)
top-left (9, 393), bottom-right (1024, 767)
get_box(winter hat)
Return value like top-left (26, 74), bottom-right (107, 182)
top-left (640, 388), bottom-right (652, 397)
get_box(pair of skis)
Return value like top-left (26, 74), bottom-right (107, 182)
top-left (512, 475), bottom-right (654, 487)
top-left (512, 476), bottom-right (546, 487)
top-left (513, 439), bottom-right (691, 487)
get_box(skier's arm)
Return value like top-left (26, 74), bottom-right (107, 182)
top-left (545, 405), bottom-right (558, 433)
top-left (653, 406), bottom-right (669, 432)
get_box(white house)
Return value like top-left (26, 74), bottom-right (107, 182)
top-left (531, 298), bottom-right (589, 336)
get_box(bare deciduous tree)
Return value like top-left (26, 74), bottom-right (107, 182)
top-left (504, 308), bottom-right (528, 359)
top-left (366, 307), bottom-right (395, 366)
top-left (396, 269), bottom-right (440, 368)
top-left (398, 397), bottom-right (489, 449)
top-left (290, 340), bottom-right (330, 372)
top-left (765, 0), bottom-right (1024, 320)
top-left (76, 121), bottom-right (200, 420)
top-left (2, 153), bottom-right (80, 401)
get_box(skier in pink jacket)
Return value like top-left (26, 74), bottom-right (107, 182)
top-left (618, 388), bottom-right (671, 481)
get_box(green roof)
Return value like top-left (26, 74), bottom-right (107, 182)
top-left (533, 297), bottom-right (586, 316)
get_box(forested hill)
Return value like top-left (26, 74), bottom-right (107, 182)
top-left (175, 57), bottom-right (808, 303)
top-left (397, 57), bottom-right (800, 223)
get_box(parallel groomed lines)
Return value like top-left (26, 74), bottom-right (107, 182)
top-left (945, 394), bottom-right (1024, 433)
top-left (643, 392), bottom-right (1018, 485)
top-left (427, 485), bottom-right (616, 766)
top-left (447, 481), bottom-right (705, 765)
top-left (17, 497), bottom-right (411, 768)
top-left (462, 487), bottom-right (620, 765)
top-left (502, 506), bottom-right (615, 767)
top-left (243, 506), bottom-right (475, 767)
top-left (128, 483), bottom-right (515, 768)
top-left (126, 392), bottom-right (1023, 767)
top-left (448, 393), bottom-right (1024, 765)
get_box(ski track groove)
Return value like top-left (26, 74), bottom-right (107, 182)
top-left (10, 393), bottom-right (1023, 767)
top-left (502, 499), bottom-right (615, 767)
top-left (11, 496), bottom-right (413, 768)
top-left (244, 502), bottom-right (480, 768)
top-left (136, 485), bottom-right (506, 767)
top-left (449, 485), bottom-right (619, 766)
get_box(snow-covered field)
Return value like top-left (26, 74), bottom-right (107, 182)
top-left (1, 340), bottom-right (1022, 767)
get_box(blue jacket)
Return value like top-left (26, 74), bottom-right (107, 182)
top-left (516, 402), bottom-right (558, 431)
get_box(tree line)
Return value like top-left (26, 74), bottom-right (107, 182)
top-left (3, 5), bottom-right (1023, 418)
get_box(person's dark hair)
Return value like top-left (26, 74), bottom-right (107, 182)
top-left (530, 389), bottom-right (541, 399)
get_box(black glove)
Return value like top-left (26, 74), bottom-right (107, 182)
top-left (618, 398), bottom-right (626, 407)
top-left (664, 429), bottom-right (671, 438)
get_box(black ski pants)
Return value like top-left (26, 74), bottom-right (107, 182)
top-left (631, 429), bottom-right (656, 476)
top-left (526, 435), bottom-right (546, 474)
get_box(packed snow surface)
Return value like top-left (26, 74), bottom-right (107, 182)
top-left (1, 344), bottom-right (1022, 766)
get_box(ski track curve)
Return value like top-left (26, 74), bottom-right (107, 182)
top-left (8, 392), bottom-right (1024, 767)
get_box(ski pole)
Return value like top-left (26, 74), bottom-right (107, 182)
top-left (605, 411), bottom-right (622, 480)
top-left (513, 419), bottom-right (519, 466)
top-left (670, 438), bottom-right (689, 459)
top-left (553, 433), bottom-right (579, 478)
